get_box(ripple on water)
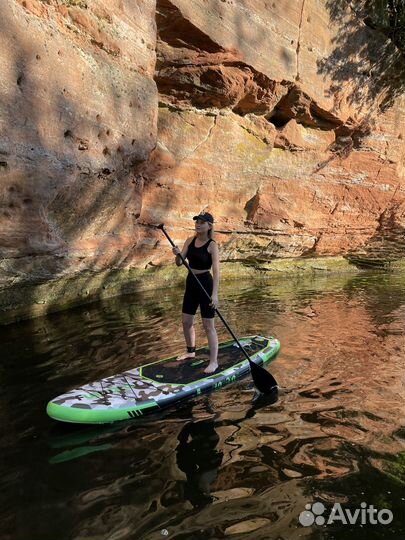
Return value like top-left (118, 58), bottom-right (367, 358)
top-left (0, 273), bottom-right (404, 539)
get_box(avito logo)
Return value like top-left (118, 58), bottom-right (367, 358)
top-left (299, 501), bottom-right (393, 527)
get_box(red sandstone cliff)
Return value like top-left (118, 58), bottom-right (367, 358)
top-left (146, 0), bottom-right (405, 262)
top-left (0, 0), bottom-right (157, 281)
top-left (0, 0), bottom-right (404, 321)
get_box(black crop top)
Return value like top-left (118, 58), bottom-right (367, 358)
top-left (186, 237), bottom-right (214, 270)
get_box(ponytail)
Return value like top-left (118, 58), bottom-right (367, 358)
top-left (208, 224), bottom-right (214, 240)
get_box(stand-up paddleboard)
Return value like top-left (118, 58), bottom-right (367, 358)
top-left (47, 335), bottom-right (280, 424)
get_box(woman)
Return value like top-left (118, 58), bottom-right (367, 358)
top-left (172, 212), bottom-right (220, 374)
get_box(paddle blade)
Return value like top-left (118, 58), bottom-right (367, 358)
top-left (249, 359), bottom-right (278, 394)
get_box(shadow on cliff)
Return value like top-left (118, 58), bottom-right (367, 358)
top-left (0, 3), bottom-right (158, 325)
top-left (319, 0), bottom-right (405, 114)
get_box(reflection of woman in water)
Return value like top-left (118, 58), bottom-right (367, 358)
top-left (176, 420), bottom-right (223, 508)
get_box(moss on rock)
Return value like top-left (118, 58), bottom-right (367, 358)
top-left (1, 256), bottom-right (404, 325)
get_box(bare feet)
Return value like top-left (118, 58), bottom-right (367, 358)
top-left (203, 362), bottom-right (218, 374)
top-left (177, 351), bottom-right (196, 361)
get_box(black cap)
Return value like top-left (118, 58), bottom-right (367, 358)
top-left (193, 212), bottom-right (214, 224)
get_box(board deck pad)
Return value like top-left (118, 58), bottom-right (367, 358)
top-left (143, 338), bottom-right (265, 384)
top-left (47, 335), bottom-right (280, 424)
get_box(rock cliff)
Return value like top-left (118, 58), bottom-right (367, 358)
top-left (147, 0), bottom-right (405, 262)
top-left (0, 0), bottom-right (404, 322)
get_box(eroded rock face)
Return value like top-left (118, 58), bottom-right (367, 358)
top-left (0, 0), bottom-right (157, 284)
top-left (1, 0), bottom-right (405, 322)
top-left (142, 0), bottom-right (405, 263)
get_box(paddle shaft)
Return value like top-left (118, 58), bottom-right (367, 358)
top-left (158, 225), bottom-right (258, 367)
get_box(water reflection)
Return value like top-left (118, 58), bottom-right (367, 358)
top-left (176, 420), bottom-right (223, 509)
top-left (0, 272), bottom-right (404, 539)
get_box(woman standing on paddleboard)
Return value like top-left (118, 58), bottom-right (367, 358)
top-left (172, 212), bottom-right (220, 374)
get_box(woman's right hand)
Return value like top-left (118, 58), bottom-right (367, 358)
top-left (172, 246), bottom-right (181, 256)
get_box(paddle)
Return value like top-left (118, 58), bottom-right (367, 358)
top-left (157, 223), bottom-right (278, 394)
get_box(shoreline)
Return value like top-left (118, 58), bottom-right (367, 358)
top-left (1, 256), bottom-right (404, 325)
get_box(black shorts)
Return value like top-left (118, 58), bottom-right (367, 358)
top-left (182, 271), bottom-right (215, 319)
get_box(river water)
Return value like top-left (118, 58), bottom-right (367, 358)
top-left (1, 271), bottom-right (404, 540)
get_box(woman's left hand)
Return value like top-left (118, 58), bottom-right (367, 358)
top-left (210, 294), bottom-right (219, 309)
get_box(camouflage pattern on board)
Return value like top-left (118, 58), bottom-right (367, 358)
top-left (47, 336), bottom-right (280, 421)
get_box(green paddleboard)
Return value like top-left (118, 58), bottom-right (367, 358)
top-left (46, 335), bottom-right (280, 424)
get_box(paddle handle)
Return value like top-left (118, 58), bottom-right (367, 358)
top-left (158, 224), bottom-right (255, 366)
